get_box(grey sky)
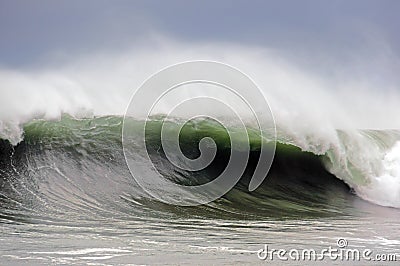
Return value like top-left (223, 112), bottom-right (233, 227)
top-left (0, 0), bottom-right (399, 67)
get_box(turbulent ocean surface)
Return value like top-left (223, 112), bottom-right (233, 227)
top-left (1, 115), bottom-right (400, 264)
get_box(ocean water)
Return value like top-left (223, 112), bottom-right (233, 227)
top-left (1, 116), bottom-right (399, 265)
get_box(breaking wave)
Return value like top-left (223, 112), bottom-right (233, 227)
top-left (1, 44), bottom-right (400, 218)
top-left (0, 115), bottom-right (399, 226)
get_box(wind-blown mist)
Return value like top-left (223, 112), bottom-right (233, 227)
top-left (1, 40), bottom-right (400, 208)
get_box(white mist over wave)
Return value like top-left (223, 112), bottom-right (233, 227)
top-left (1, 39), bottom-right (400, 207)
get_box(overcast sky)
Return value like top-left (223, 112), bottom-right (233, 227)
top-left (1, 0), bottom-right (399, 68)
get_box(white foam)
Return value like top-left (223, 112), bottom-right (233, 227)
top-left (355, 141), bottom-right (400, 207)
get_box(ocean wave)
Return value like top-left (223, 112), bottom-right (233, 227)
top-left (0, 115), bottom-right (399, 220)
top-left (1, 45), bottom-right (399, 211)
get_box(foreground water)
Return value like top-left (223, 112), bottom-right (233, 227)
top-left (1, 116), bottom-right (399, 265)
top-left (1, 201), bottom-right (400, 265)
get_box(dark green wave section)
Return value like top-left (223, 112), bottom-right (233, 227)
top-left (0, 115), bottom-right (357, 221)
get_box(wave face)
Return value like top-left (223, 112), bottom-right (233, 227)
top-left (1, 115), bottom-right (399, 225)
